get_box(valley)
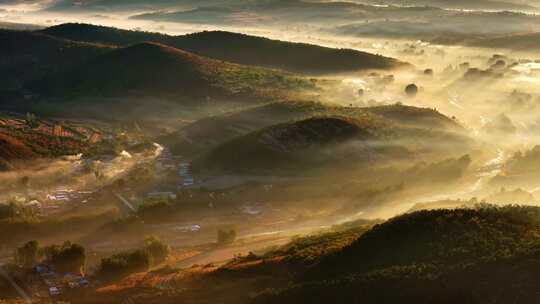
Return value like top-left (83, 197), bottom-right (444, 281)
top-left (2, 1), bottom-right (540, 303)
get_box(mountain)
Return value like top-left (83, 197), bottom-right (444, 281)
top-left (0, 29), bottom-right (111, 90)
top-left (40, 23), bottom-right (403, 74)
top-left (357, 0), bottom-right (537, 11)
top-left (29, 42), bottom-right (310, 101)
top-left (46, 0), bottom-right (210, 11)
top-left (333, 10), bottom-right (540, 42)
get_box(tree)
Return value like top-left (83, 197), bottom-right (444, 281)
top-left (405, 84), bottom-right (418, 97)
top-left (99, 250), bottom-right (151, 279)
top-left (143, 236), bottom-right (170, 265)
top-left (45, 242), bottom-right (86, 273)
top-left (25, 113), bottom-right (38, 128)
top-left (217, 229), bottom-right (237, 245)
top-left (16, 241), bottom-right (39, 268)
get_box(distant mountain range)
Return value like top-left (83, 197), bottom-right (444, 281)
top-left (41, 23), bottom-right (402, 74)
top-left (0, 23), bottom-right (405, 120)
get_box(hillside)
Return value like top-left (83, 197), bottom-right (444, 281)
top-left (193, 115), bottom-right (385, 174)
top-left (255, 205), bottom-right (540, 304)
top-left (467, 32), bottom-right (540, 50)
top-left (191, 108), bottom-right (470, 175)
top-left (165, 101), bottom-right (465, 157)
top-left (41, 23), bottom-right (403, 74)
top-left (0, 115), bottom-right (107, 168)
top-left (29, 42), bottom-right (310, 101)
top-left (0, 29), bottom-right (111, 90)
top-left (363, 104), bottom-right (463, 131)
top-left (78, 206), bottom-right (540, 304)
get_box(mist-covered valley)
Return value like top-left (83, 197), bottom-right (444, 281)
top-left (3, 1), bottom-right (540, 304)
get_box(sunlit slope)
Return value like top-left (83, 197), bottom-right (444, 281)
top-left (41, 23), bottom-right (404, 74)
top-left (256, 206), bottom-right (540, 304)
top-left (83, 206), bottom-right (540, 304)
top-left (29, 42), bottom-right (310, 101)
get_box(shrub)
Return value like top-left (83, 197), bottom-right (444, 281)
top-left (99, 249), bottom-right (151, 279)
top-left (217, 229), bottom-right (237, 245)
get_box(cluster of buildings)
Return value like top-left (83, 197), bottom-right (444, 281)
top-left (35, 264), bottom-right (89, 297)
top-left (155, 148), bottom-right (177, 172)
top-left (11, 187), bottom-right (95, 217)
top-left (178, 162), bottom-right (195, 188)
top-left (46, 188), bottom-right (91, 203)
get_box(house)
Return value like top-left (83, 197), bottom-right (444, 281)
top-left (24, 200), bottom-right (42, 212)
top-left (147, 192), bottom-right (177, 200)
top-left (49, 287), bottom-right (61, 296)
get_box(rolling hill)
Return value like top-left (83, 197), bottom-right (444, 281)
top-left (466, 32), bottom-right (540, 50)
top-left (40, 23), bottom-right (403, 74)
top-left (256, 205), bottom-right (540, 304)
top-left (78, 205), bottom-right (540, 304)
top-left (29, 42), bottom-right (311, 101)
top-left (165, 101), bottom-right (465, 158)
top-left (0, 29), bottom-right (111, 90)
top-left (192, 115), bottom-right (385, 174)
top-left (191, 109), bottom-right (470, 174)
top-left (358, 0), bottom-right (537, 11)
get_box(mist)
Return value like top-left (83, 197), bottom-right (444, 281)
top-left (3, 1), bottom-right (540, 304)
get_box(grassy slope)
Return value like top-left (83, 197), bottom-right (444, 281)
top-left (40, 23), bottom-right (403, 74)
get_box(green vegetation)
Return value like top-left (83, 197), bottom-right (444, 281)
top-left (137, 200), bottom-right (175, 222)
top-left (42, 241), bottom-right (86, 273)
top-left (0, 29), bottom-right (110, 90)
top-left (255, 205), bottom-right (540, 304)
top-left (98, 237), bottom-right (170, 280)
top-left (15, 240), bottom-right (85, 273)
top-left (15, 240), bottom-right (39, 268)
